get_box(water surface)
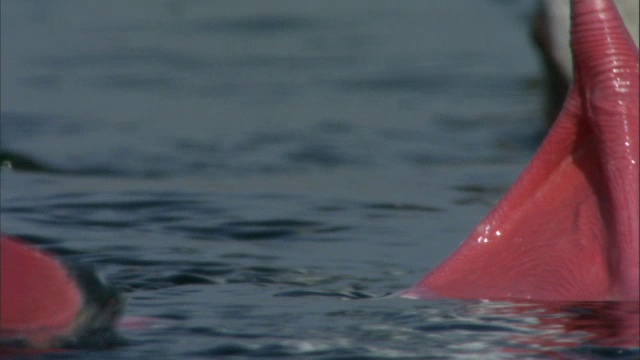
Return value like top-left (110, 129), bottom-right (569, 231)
top-left (2, 0), bottom-right (638, 358)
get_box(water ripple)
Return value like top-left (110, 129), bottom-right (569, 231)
top-left (185, 14), bottom-right (319, 35)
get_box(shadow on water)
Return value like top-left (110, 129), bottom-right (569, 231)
top-left (0, 150), bottom-right (53, 173)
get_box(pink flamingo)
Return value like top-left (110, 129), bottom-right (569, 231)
top-left (1, 236), bottom-right (122, 351)
top-left (403, 0), bottom-right (639, 301)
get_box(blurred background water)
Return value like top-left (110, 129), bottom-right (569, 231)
top-left (1, 0), bottom-right (638, 358)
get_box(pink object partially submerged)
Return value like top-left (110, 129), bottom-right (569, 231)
top-left (0, 235), bottom-right (123, 350)
top-left (1, 236), bottom-right (83, 339)
top-left (404, 0), bottom-right (639, 301)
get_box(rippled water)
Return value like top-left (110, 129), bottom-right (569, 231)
top-left (2, 0), bottom-right (638, 358)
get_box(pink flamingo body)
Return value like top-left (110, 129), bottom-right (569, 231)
top-left (404, 0), bottom-right (639, 301)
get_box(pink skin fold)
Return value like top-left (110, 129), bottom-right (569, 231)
top-left (0, 236), bottom-right (83, 348)
top-left (0, 235), bottom-right (125, 351)
top-left (403, 0), bottom-right (639, 301)
top-left (0, 235), bottom-right (152, 352)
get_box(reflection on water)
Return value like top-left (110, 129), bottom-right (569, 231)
top-left (469, 301), bottom-right (640, 355)
top-left (1, 0), bottom-right (638, 358)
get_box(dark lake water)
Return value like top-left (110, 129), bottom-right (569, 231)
top-left (2, 0), bottom-right (639, 358)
